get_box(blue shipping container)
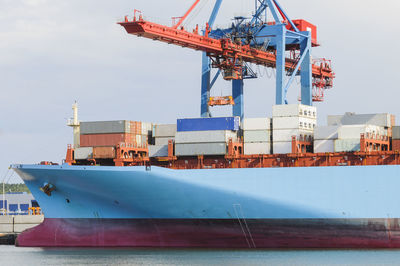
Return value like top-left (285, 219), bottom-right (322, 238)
top-left (177, 117), bottom-right (240, 132)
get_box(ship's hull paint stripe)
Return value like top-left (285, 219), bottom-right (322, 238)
top-left (16, 218), bottom-right (400, 248)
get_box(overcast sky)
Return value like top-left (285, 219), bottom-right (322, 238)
top-left (1, 0), bottom-right (399, 183)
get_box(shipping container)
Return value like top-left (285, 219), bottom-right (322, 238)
top-left (154, 124), bottom-right (176, 138)
top-left (337, 125), bottom-right (386, 140)
top-left (93, 147), bottom-right (116, 159)
top-left (155, 137), bottom-right (174, 146)
top-left (175, 130), bottom-right (238, 144)
top-left (272, 142), bottom-right (293, 154)
top-left (272, 104), bottom-right (317, 118)
top-left (149, 145), bottom-right (169, 158)
top-left (80, 121), bottom-right (131, 135)
top-left (244, 130), bottom-right (271, 143)
top-left (244, 142), bottom-right (271, 155)
top-left (242, 118), bottom-right (271, 130)
top-left (175, 143), bottom-right (227, 156)
top-left (334, 139), bottom-right (360, 152)
top-left (314, 139), bottom-right (335, 153)
top-left (314, 126), bottom-right (340, 140)
top-left (392, 126), bottom-right (400, 140)
top-left (129, 121), bottom-right (142, 135)
top-left (74, 147), bottom-right (93, 160)
top-left (272, 117), bottom-right (316, 131)
top-left (141, 122), bottom-right (153, 136)
top-left (272, 129), bottom-right (312, 142)
top-left (177, 117), bottom-right (240, 132)
top-left (80, 133), bottom-right (138, 147)
top-left (328, 113), bottom-right (393, 128)
top-left (392, 139), bottom-right (400, 151)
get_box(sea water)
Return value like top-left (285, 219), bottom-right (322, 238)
top-left (2, 246), bottom-right (400, 265)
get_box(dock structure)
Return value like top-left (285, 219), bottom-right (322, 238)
top-left (0, 215), bottom-right (44, 245)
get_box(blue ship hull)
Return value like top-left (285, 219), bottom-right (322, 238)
top-left (12, 164), bottom-right (400, 248)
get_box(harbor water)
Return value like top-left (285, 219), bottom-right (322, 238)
top-left (2, 246), bottom-right (400, 265)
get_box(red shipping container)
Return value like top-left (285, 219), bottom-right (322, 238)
top-left (80, 133), bottom-right (136, 147)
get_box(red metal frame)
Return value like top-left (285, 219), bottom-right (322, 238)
top-left (113, 143), bottom-right (149, 167)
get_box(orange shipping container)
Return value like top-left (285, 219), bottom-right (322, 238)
top-left (93, 147), bottom-right (116, 159)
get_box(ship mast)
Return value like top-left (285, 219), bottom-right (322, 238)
top-left (67, 101), bottom-right (80, 148)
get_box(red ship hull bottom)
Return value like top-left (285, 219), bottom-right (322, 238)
top-left (16, 218), bottom-right (400, 248)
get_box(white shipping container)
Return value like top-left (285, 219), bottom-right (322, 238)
top-left (334, 139), bottom-right (360, 152)
top-left (242, 118), bottom-right (271, 130)
top-left (328, 113), bottom-right (392, 128)
top-left (314, 126), bottom-right (340, 140)
top-left (175, 143), bottom-right (227, 156)
top-left (74, 147), bottom-right (93, 160)
top-left (272, 104), bottom-right (317, 118)
top-left (273, 142), bottom-right (293, 154)
top-left (338, 125), bottom-right (386, 139)
top-left (155, 137), bottom-right (174, 146)
top-left (141, 122), bottom-right (153, 136)
top-left (149, 145), bottom-right (169, 157)
top-left (154, 124), bottom-right (176, 137)
top-left (175, 130), bottom-right (238, 144)
top-left (273, 117), bottom-right (316, 131)
top-left (273, 129), bottom-right (313, 142)
top-left (244, 130), bottom-right (271, 143)
top-left (314, 139), bottom-right (335, 153)
top-left (244, 142), bottom-right (271, 155)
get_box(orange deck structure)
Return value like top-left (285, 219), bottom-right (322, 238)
top-left (65, 134), bottom-right (398, 170)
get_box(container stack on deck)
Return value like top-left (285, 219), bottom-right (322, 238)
top-left (175, 117), bottom-right (240, 156)
top-left (149, 124), bottom-right (176, 157)
top-left (314, 113), bottom-right (394, 153)
top-left (75, 120), bottom-right (151, 161)
top-left (272, 104), bottom-right (317, 154)
top-left (243, 118), bottom-right (271, 155)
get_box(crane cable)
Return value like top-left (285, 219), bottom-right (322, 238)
top-left (183, 0), bottom-right (210, 29)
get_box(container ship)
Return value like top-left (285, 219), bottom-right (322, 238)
top-left (12, 1), bottom-right (400, 248)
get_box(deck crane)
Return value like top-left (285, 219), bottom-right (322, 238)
top-left (119, 0), bottom-right (335, 119)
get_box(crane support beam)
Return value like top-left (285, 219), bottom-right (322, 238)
top-left (119, 20), bottom-right (334, 80)
top-left (201, 0), bottom-right (223, 118)
top-left (232, 80), bottom-right (244, 119)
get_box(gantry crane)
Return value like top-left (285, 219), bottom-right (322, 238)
top-left (119, 0), bottom-right (335, 119)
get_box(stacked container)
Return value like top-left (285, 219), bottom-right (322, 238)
top-left (149, 124), bottom-right (176, 157)
top-left (315, 113), bottom-right (394, 153)
top-left (314, 125), bottom-right (385, 153)
top-left (272, 104), bottom-right (317, 154)
top-left (76, 120), bottom-right (149, 160)
top-left (243, 118), bottom-right (271, 155)
top-left (392, 126), bottom-right (400, 151)
top-left (175, 117), bottom-right (240, 156)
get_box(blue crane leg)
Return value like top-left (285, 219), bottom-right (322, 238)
top-left (200, 0), bottom-right (223, 118)
top-left (300, 32), bottom-right (312, 106)
top-left (275, 25), bottom-right (286, 105)
top-left (201, 53), bottom-right (211, 118)
top-left (232, 79), bottom-right (244, 119)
